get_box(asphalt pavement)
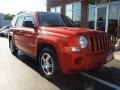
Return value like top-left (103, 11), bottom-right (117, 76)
top-left (0, 37), bottom-right (120, 90)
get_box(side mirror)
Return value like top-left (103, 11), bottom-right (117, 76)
top-left (23, 21), bottom-right (35, 28)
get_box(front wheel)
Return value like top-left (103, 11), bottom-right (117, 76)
top-left (9, 39), bottom-right (18, 55)
top-left (38, 47), bottom-right (62, 80)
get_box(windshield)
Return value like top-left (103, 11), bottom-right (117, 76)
top-left (38, 12), bottom-right (76, 27)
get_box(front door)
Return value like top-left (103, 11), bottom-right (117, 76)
top-left (22, 16), bottom-right (37, 56)
top-left (95, 6), bottom-right (109, 32)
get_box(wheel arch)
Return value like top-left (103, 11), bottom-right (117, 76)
top-left (8, 35), bottom-right (12, 41)
top-left (37, 42), bottom-right (57, 59)
top-left (36, 42), bottom-right (61, 64)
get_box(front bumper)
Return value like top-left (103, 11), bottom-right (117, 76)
top-left (60, 50), bottom-right (114, 73)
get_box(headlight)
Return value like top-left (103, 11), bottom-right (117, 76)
top-left (79, 36), bottom-right (88, 48)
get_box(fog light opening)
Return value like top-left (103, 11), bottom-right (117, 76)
top-left (75, 58), bottom-right (83, 65)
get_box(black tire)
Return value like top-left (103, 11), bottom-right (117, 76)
top-left (9, 39), bottom-right (18, 55)
top-left (38, 47), bottom-right (62, 80)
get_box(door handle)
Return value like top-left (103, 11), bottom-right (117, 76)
top-left (24, 34), bottom-right (32, 37)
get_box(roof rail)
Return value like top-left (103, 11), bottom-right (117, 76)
top-left (16, 11), bottom-right (26, 15)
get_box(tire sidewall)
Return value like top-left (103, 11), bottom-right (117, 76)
top-left (9, 39), bottom-right (18, 55)
top-left (39, 47), bottom-right (60, 80)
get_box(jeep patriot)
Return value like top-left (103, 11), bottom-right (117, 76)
top-left (9, 12), bottom-right (114, 79)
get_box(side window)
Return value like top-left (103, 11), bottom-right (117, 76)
top-left (15, 17), bottom-right (24, 27)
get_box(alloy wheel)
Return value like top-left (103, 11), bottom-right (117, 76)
top-left (40, 53), bottom-right (54, 76)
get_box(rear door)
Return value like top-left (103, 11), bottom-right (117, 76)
top-left (13, 16), bottom-right (25, 50)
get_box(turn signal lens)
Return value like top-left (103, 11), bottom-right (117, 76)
top-left (64, 47), bottom-right (80, 52)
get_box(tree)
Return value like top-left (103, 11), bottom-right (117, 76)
top-left (4, 14), bottom-right (15, 20)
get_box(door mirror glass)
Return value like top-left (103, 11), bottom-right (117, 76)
top-left (23, 21), bottom-right (35, 28)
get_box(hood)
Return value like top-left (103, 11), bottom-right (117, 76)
top-left (40, 27), bottom-right (106, 36)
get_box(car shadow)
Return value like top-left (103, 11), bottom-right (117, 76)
top-left (0, 36), bottom-right (5, 38)
top-left (14, 52), bottom-right (120, 90)
top-left (0, 36), bottom-right (8, 39)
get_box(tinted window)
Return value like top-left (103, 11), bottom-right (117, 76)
top-left (38, 12), bottom-right (76, 27)
top-left (15, 17), bottom-right (24, 27)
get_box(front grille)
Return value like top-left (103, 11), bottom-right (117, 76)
top-left (89, 35), bottom-right (110, 52)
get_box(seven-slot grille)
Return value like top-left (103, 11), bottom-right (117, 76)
top-left (89, 35), bottom-right (110, 52)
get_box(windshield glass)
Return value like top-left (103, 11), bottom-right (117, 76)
top-left (38, 12), bottom-right (76, 27)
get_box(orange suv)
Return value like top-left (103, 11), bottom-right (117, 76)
top-left (9, 12), bottom-right (114, 79)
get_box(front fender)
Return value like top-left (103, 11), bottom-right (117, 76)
top-left (35, 35), bottom-right (68, 73)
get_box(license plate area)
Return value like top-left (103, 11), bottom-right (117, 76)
top-left (106, 53), bottom-right (113, 62)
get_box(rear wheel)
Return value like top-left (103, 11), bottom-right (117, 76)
top-left (38, 47), bottom-right (62, 80)
top-left (9, 39), bottom-right (18, 55)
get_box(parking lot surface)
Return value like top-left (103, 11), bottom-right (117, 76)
top-left (0, 37), bottom-right (120, 90)
top-left (0, 37), bottom-right (59, 90)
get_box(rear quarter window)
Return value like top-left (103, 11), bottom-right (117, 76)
top-left (11, 16), bottom-right (18, 27)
